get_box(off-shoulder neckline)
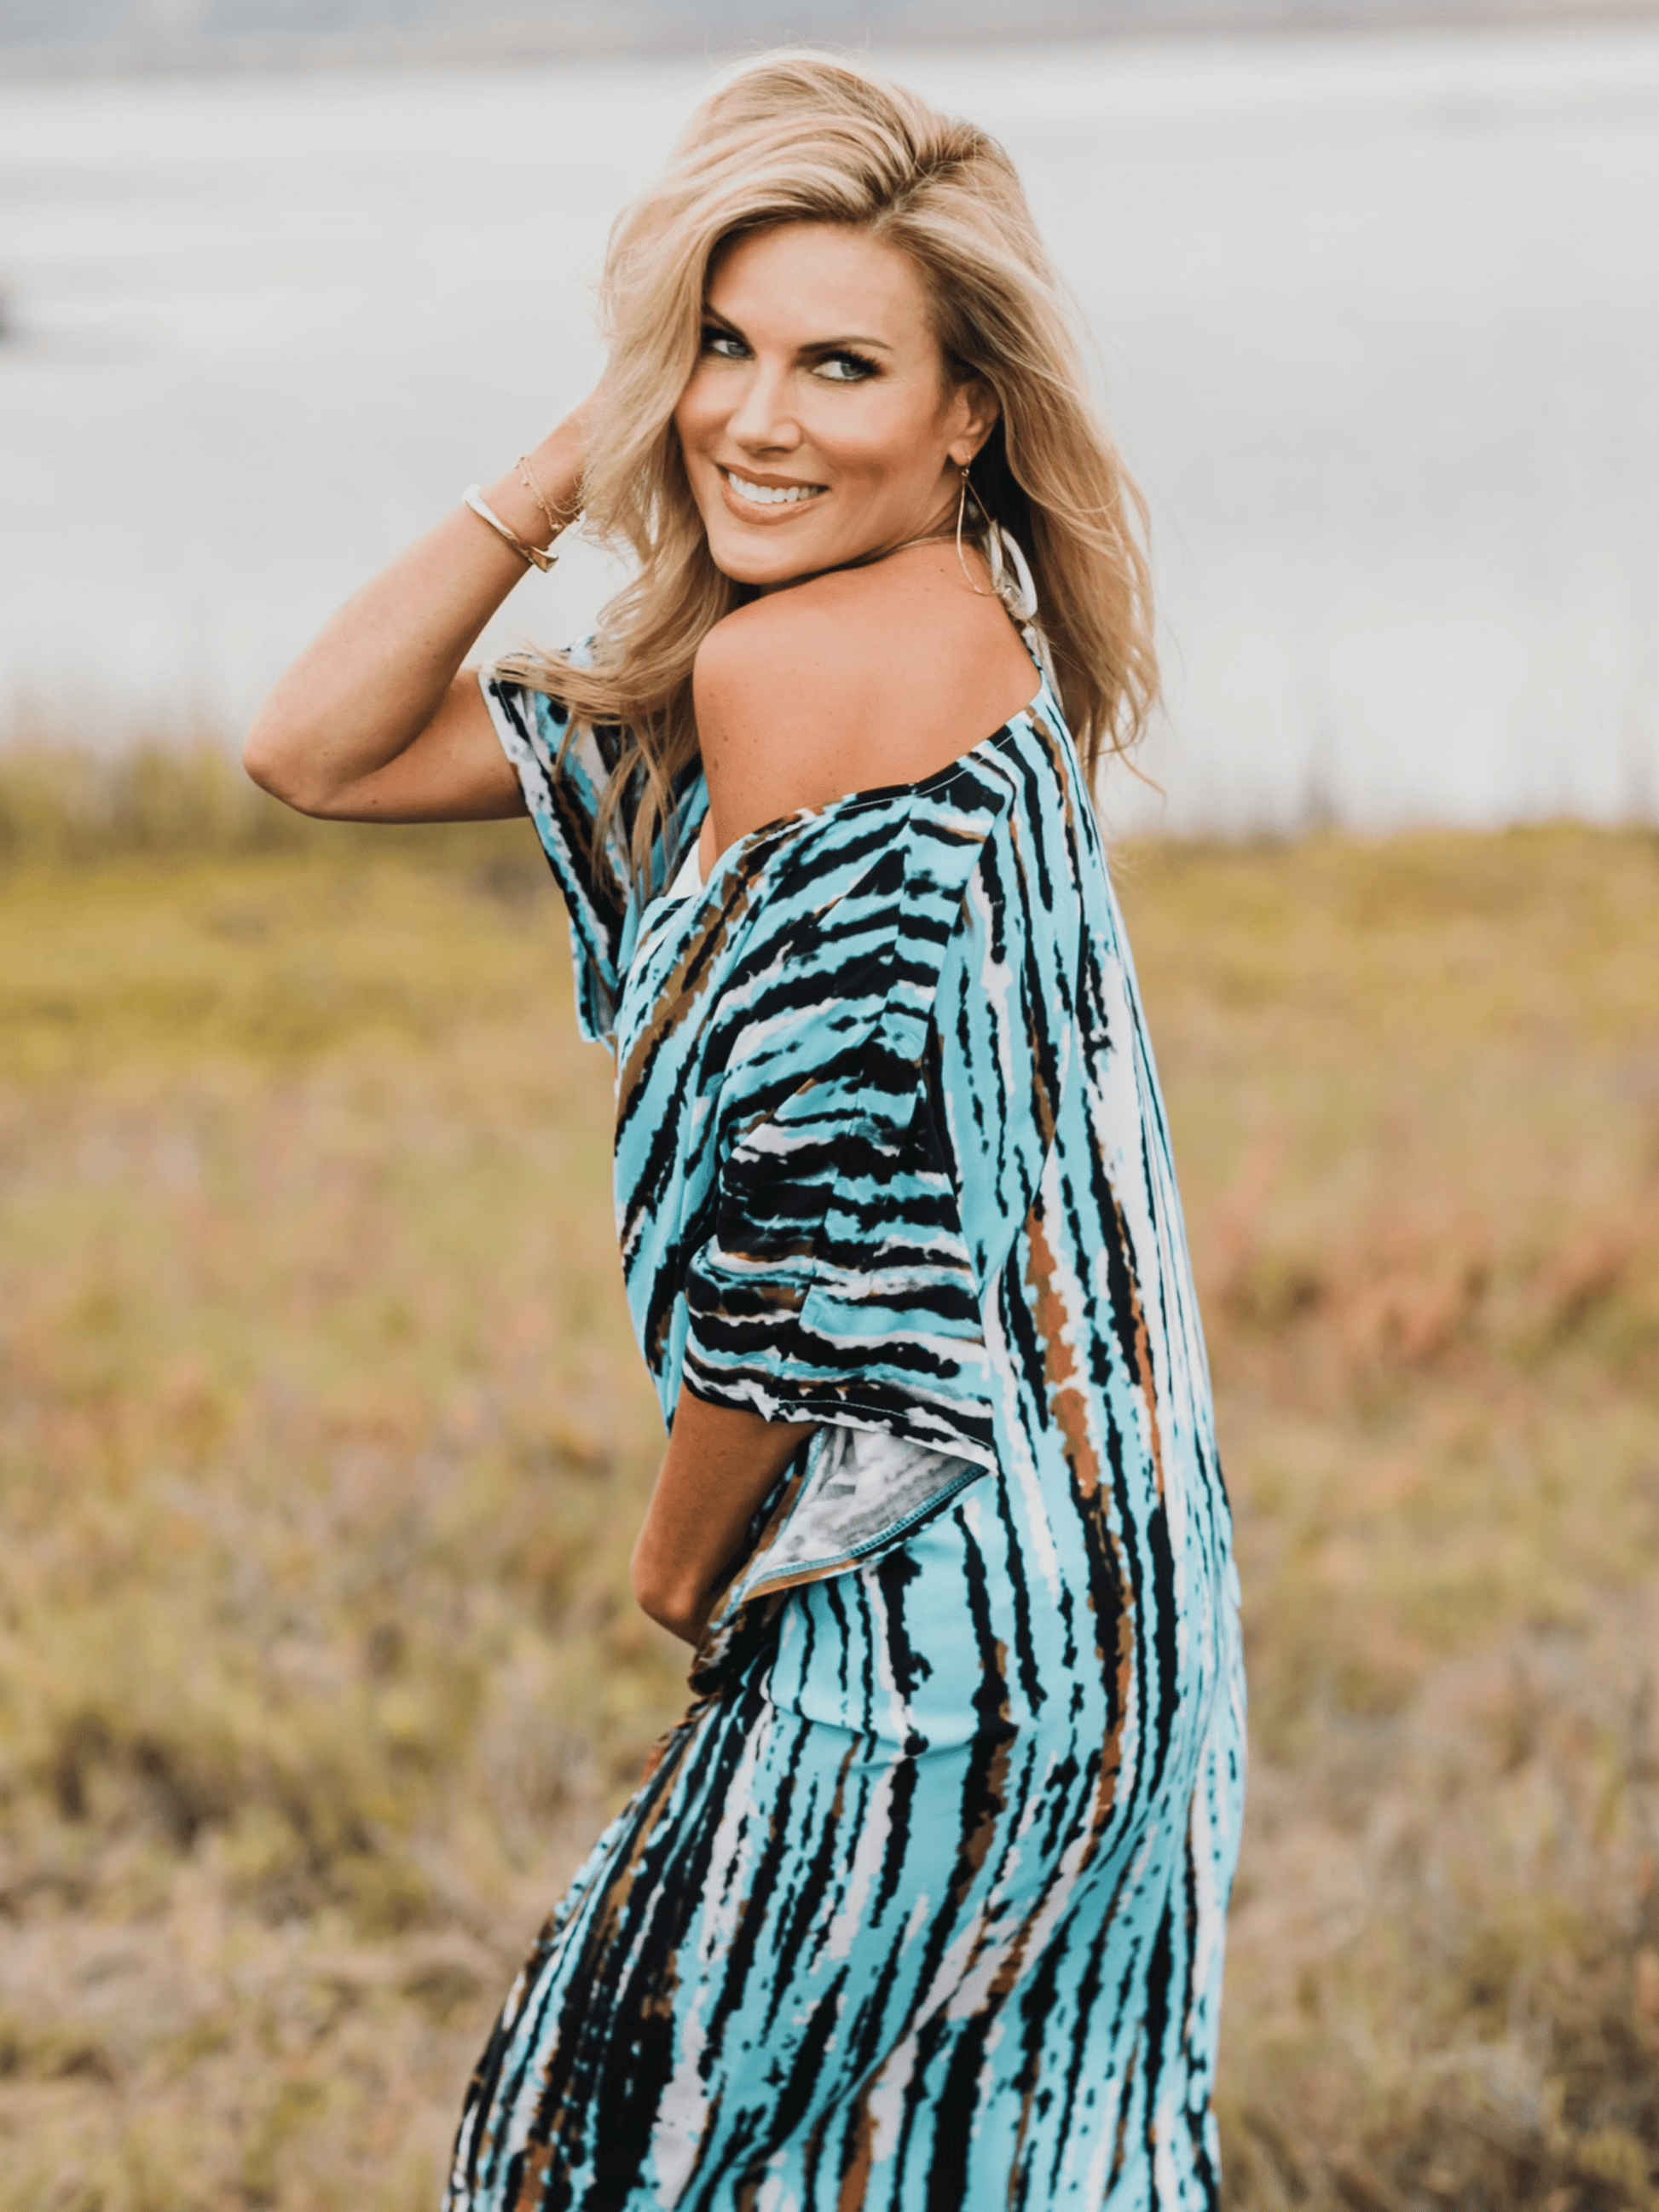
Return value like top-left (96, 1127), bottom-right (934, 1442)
top-left (659, 677), bottom-right (1053, 909)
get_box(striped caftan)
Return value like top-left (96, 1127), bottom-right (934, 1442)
top-left (446, 656), bottom-right (1246, 2210)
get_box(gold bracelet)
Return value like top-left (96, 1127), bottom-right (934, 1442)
top-left (461, 485), bottom-right (558, 572)
top-left (515, 453), bottom-right (573, 541)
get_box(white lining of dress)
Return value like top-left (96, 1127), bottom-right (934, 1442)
top-left (722, 1426), bottom-right (990, 1613)
top-left (664, 843), bottom-right (705, 904)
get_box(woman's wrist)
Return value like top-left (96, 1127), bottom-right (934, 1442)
top-left (473, 413), bottom-right (587, 555)
top-left (473, 463), bottom-right (565, 556)
top-left (529, 410), bottom-right (589, 519)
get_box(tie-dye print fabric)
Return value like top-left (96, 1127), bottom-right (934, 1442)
top-left (448, 661), bottom-right (1246, 2210)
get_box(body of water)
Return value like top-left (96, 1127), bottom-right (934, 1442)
top-left (2, 26), bottom-right (1656, 832)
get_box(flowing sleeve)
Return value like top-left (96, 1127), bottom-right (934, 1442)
top-left (671, 762), bottom-right (1019, 1477)
top-left (479, 658), bottom-right (702, 1048)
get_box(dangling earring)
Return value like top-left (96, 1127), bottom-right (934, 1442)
top-left (956, 459), bottom-right (1041, 627)
top-left (955, 464), bottom-right (991, 598)
top-left (984, 511), bottom-right (1009, 602)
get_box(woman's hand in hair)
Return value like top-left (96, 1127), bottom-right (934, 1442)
top-left (242, 400), bottom-right (595, 824)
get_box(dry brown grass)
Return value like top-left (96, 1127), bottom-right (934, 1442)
top-left (1, 750), bottom-right (1656, 2209)
top-left (1119, 832), bottom-right (1659, 2212)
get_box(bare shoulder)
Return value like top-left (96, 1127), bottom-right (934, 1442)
top-left (693, 551), bottom-right (1038, 851)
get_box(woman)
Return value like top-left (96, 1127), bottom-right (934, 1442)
top-left (246, 52), bottom-right (1244, 2211)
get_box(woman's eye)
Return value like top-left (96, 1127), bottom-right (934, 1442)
top-left (701, 327), bottom-right (747, 360)
top-left (815, 352), bottom-right (877, 384)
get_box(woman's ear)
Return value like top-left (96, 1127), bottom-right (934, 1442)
top-left (947, 374), bottom-right (1000, 468)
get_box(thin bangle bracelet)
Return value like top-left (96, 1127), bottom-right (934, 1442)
top-left (515, 452), bottom-right (574, 540)
top-left (461, 486), bottom-right (558, 572)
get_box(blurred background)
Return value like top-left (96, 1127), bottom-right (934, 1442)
top-left (3, 0), bottom-right (1658, 825)
top-left (2, 4), bottom-right (1657, 2209)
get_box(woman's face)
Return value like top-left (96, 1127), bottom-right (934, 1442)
top-left (673, 220), bottom-right (993, 590)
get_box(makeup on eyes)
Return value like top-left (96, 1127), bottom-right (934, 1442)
top-left (698, 321), bottom-right (886, 382)
top-left (813, 348), bottom-right (881, 383)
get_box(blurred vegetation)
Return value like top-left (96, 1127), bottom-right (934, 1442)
top-left (1, 743), bottom-right (1656, 2209)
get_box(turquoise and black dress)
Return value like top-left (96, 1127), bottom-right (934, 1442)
top-left (447, 647), bottom-right (1246, 2211)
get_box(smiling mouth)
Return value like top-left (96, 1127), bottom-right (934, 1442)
top-left (720, 466), bottom-right (827, 511)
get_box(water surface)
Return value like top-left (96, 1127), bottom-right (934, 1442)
top-left (2, 27), bottom-right (1656, 829)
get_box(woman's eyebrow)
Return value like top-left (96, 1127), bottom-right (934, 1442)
top-left (801, 333), bottom-right (894, 355)
top-left (701, 304), bottom-right (894, 357)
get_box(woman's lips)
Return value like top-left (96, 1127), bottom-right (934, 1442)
top-left (715, 465), bottom-right (828, 523)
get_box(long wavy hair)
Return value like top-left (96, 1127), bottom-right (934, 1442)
top-left (500, 50), bottom-right (1158, 884)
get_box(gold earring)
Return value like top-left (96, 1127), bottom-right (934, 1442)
top-left (955, 465), bottom-right (991, 598)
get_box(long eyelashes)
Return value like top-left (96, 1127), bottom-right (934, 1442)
top-left (819, 350), bottom-right (879, 383)
top-left (697, 327), bottom-right (880, 383)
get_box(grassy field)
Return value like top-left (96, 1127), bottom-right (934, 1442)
top-left (1, 748), bottom-right (1656, 2210)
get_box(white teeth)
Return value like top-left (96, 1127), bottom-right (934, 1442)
top-left (725, 471), bottom-right (823, 508)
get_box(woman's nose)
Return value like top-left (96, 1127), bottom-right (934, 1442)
top-left (725, 363), bottom-right (801, 452)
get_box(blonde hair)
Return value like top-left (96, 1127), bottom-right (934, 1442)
top-left (500, 50), bottom-right (1158, 887)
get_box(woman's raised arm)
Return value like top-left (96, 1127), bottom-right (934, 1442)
top-left (243, 406), bottom-right (590, 823)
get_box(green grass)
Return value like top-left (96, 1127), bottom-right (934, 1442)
top-left (1, 749), bottom-right (1656, 2209)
